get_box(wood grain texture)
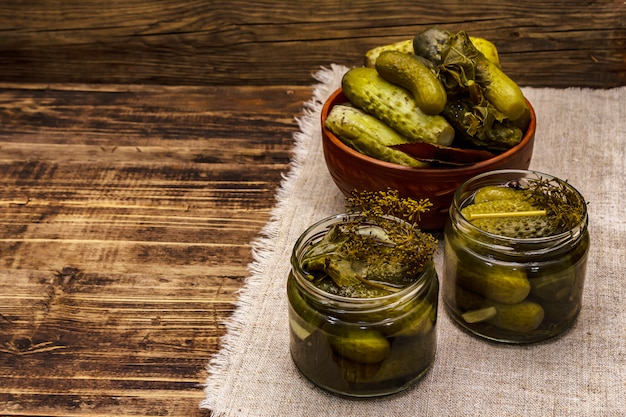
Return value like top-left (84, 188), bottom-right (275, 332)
top-left (0, 83), bottom-right (312, 416)
top-left (1, 0), bottom-right (625, 87)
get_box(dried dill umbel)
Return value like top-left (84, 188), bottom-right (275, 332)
top-left (301, 189), bottom-right (437, 297)
top-left (346, 189), bottom-right (433, 224)
top-left (522, 177), bottom-right (587, 233)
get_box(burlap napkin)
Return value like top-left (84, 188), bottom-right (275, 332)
top-left (202, 65), bottom-right (626, 416)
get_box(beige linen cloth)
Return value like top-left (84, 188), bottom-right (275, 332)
top-left (202, 65), bottom-right (626, 416)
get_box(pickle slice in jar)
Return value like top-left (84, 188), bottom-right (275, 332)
top-left (452, 286), bottom-right (544, 333)
top-left (289, 315), bottom-right (316, 341)
top-left (287, 276), bottom-right (329, 341)
top-left (461, 306), bottom-right (497, 323)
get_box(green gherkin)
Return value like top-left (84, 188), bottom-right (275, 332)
top-left (462, 199), bottom-right (555, 238)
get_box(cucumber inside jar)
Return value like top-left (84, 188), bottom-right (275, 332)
top-left (443, 170), bottom-right (589, 343)
top-left (288, 258), bottom-right (438, 396)
top-left (288, 191), bottom-right (440, 396)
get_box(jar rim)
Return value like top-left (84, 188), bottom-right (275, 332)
top-left (451, 169), bottom-right (588, 245)
top-left (290, 213), bottom-right (434, 306)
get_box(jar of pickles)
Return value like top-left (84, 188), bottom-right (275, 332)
top-left (443, 169), bottom-right (589, 344)
top-left (287, 212), bottom-right (439, 397)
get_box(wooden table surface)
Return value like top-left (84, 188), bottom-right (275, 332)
top-left (0, 82), bottom-right (313, 416)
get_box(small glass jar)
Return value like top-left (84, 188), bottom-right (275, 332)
top-left (287, 214), bottom-right (439, 397)
top-left (443, 169), bottom-right (589, 344)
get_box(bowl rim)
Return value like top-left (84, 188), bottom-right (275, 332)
top-left (321, 88), bottom-right (536, 174)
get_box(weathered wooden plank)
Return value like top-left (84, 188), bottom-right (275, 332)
top-left (0, 270), bottom-right (232, 416)
top-left (0, 0), bottom-right (624, 87)
top-left (0, 84), bottom-right (311, 416)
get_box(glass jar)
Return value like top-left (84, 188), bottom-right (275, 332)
top-left (443, 169), bottom-right (589, 344)
top-left (287, 213), bottom-right (439, 397)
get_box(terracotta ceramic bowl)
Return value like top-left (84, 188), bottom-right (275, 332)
top-left (321, 89), bottom-right (536, 230)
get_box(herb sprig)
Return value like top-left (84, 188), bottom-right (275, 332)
top-left (302, 189), bottom-right (437, 297)
top-left (522, 177), bottom-right (587, 233)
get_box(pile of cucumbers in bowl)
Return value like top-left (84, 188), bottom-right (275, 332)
top-left (325, 27), bottom-right (531, 168)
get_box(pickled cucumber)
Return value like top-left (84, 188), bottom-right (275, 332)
top-left (290, 329), bottom-right (349, 392)
top-left (341, 67), bottom-right (455, 146)
top-left (451, 283), bottom-right (490, 311)
top-left (338, 332), bottom-right (435, 386)
top-left (489, 301), bottom-right (545, 333)
top-left (451, 286), bottom-right (544, 333)
top-left (329, 329), bottom-right (391, 364)
top-left (541, 298), bottom-right (580, 324)
top-left (469, 36), bottom-right (500, 67)
top-left (390, 300), bottom-right (435, 337)
top-left (462, 199), bottom-right (536, 217)
top-left (530, 268), bottom-right (576, 301)
top-left (462, 198), bottom-right (534, 217)
top-left (447, 31), bottom-right (528, 121)
top-left (461, 199), bottom-right (554, 238)
top-left (455, 264), bottom-right (530, 304)
top-left (375, 50), bottom-right (447, 115)
top-left (473, 185), bottom-right (524, 203)
top-left (364, 38), bottom-right (415, 67)
top-left (324, 104), bottom-right (427, 168)
top-left (366, 335), bottom-right (435, 383)
top-left (337, 356), bottom-right (382, 384)
top-left (365, 36), bottom-right (499, 68)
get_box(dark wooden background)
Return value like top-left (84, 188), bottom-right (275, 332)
top-left (0, 1), bottom-right (625, 417)
top-left (0, 82), bottom-right (312, 416)
top-left (1, 0), bottom-right (625, 88)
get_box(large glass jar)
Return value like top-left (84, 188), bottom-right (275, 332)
top-left (287, 214), bottom-right (439, 397)
top-left (443, 169), bottom-right (589, 344)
